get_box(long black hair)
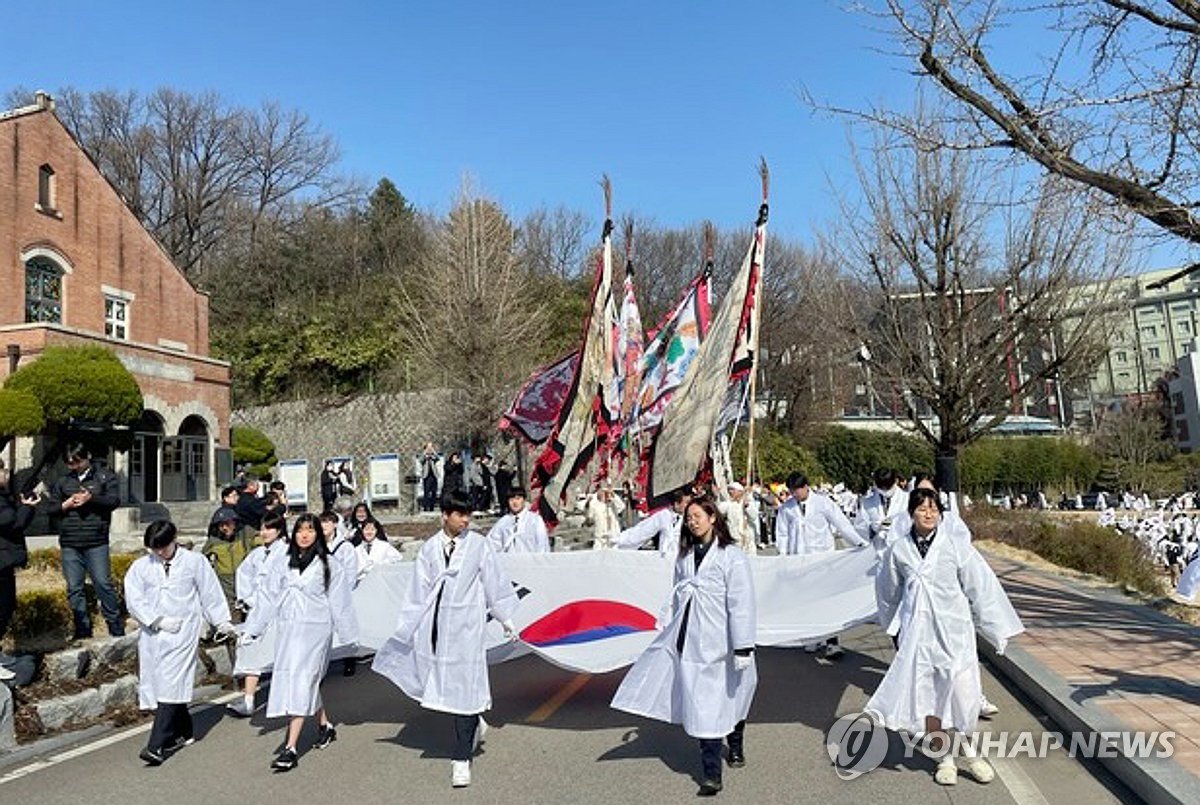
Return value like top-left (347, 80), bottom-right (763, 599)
top-left (678, 496), bottom-right (734, 558)
top-left (288, 512), bottom-right (331, 590)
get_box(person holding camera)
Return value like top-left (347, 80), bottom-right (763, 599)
top-left (0, 459), bottom-right (40, 679)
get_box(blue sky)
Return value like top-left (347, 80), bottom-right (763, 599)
top-left (0, 1), bottom-right (1187, 266)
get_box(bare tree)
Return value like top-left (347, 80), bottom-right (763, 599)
top-left (516, 205), bottom-right (592, 279)
top-left (402, 184), bottom-right (550, 447)
top-left (860, 1), bottom-right (1200, 255)
top-left (1095, 398), bottom-right (1176, 491)
top-left (825, 117), bottom-right (1127, 488)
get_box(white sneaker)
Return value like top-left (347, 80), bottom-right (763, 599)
top-left (451, 760), bottom-right (471, 787)
top-left (0, 665), bottom-right (14, 682)
top-left (962, 757), bottom-right (994, 784)
top-left (979, 695), bottom-right (999, 719)
top-left (473, 717), bottom-right (488, 752)
top-left (934, 756), bottom-right (958, 786)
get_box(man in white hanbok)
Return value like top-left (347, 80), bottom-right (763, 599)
top-left (372, 494), bottom-right (520, 789)
top-left (857, 468), bottom-right (908, 546)
top-left (867, 488), bottom-right (1023, 786)
top-left (240, 513), bottom-right (358, 772)
top-left (487, 486), bottom-right (551, 553)
top-left (612, 487), bottom-right (692, 557)
top-left (125, 520), bottom-right (234, 765)
top-left (612, 497), bottom-right (757, 797)
top-left (717, 482), bottom-right (756, 556)
top-left (227, 514), bottom-right (288, 718)
top-left (584, 485), bottom-right (626, 549)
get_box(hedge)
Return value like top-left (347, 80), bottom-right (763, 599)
top-left (231, 425), bottom-right (277, 478)
top-left (0, 388), bottom-right (45, 437)
top-left (3, 345), bottom-right (142, 426)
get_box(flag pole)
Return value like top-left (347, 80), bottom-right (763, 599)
top-left (744, 159), bottom-right (769, 486)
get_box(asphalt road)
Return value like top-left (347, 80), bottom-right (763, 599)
top-left (0, 624), bottom-right (1135, 804)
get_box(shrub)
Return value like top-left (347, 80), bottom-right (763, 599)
top-left (109, 552), bottom-right (137, 592)
top-left (24, 547), bottom-right (61, 572)
top-left (731, 425), bottom-right (823, 485)
top-left (0, 388), bottom-right (45, 437)
top-left (8, 589), bottom-right (71, 642)
top-left (3, 345), bottom-right (142, 426)
top-left (807, 425), bottom-right (932, 492)
top-left (231, 425), bottom-right (277, 478)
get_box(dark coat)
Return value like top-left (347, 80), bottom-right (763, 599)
top-left (0, 492), bottom-right (35, 571)
top-left (47, 465), bottom-right (120, 550)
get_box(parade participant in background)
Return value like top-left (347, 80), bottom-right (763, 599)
top-left (46, 444), bottom-right (124, 639)
top-left (354, 518), bottom-right (402, 581)
top-left (584, 484), bottom-right (626, 550)
top-left (372, 494), bottom-right (520, 789)
top-left (319, 509), bottom-right (361, 677)
top-left (125, 520), bottom-right (234, 765)
top-left (775, 472), bottom-right (867, 660)
top-left (745, 483), bottom-right (763, 550)
top-left (240, 513), bottom-right (358, 772)
top-left (332, 495), bottom-right (356, 540)
top-left (487, 486), bottom-right (550, 553)
top-left (612, 497), bottom-right (757, 797)
top-left (718, 482), bottom-right (756, 556)
top-left (866, 488), bottom-right (1023, 786)
top-left (348, 502), bottom-right (373, 538)
top-left (204, 506), bottom-right (254, 611)
top-left (857, 468), bottom-right (908, 546)
top-left (612, 487), bottom-right (693, 557)
top-left (0, 459), bottom-right (39, 680)
top-left (227, 513), bottom-right (288, 718)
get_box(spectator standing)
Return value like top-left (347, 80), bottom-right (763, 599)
top-left (0, 459), bottom-right (39, 679)
top-left (414, 443), bottom-right (444, 512)
top-left (320, 462), bottom-right (340, 513)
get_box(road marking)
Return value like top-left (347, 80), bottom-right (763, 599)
top-left (526, 673), bottom-right (591, 723)
top-left (991, 757), bottom-right (1051, 805)
top-left (0, 691), bottom-right (241, 786)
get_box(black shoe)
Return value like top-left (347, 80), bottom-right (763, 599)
top-left (271, 747), bottom-right (298, 772)
top-left (167, 736), bottom-right (195, 754)
top-left (697, 779), bottom-right (723, 796)
top-left (313, 725), bottom-right (337, 750)
top-left (343, 660), bottom-right (356, 677)
top-left (72, 630), bottom-right (93, 641)
top-left (727, 749), bottom-right (745, 768)
top-left (139, 747), bottom-right (166, 766)
top-left (107, 623), bottom-right (126, 637)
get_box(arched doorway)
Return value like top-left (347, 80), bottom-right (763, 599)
top-left (163, 415), bottom-right (210, 501)
top-left (130, 410), bottom-right (165, 504)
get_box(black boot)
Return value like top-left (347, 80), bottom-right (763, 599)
top-left (727, 720), bottom-right (746, 767)
top-left (699, 738), bottom-right (723, 795)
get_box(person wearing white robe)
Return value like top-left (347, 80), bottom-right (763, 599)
top-left (240, 513), bottom-right (358, 772)
top-left (319, 510), bottom-right (364, 677)
top-left (718, 482), bottom-right (756, 556)
top-left (487, 486), bottom-right (551, 553)
top-left (125, 520), bottom-right (233, 765)
top-left (612, 488), bottom-right (692, 556)
top-left (227, 514), bottom-right (288, 718)
top-left (584, 486), bottom-right (626, 549)
top-left (612, 497), bottom-right (757, 797)
top-left (372, 494), bottom-right (520, 789)
top-left (857, 468), bottom-right (908, 546)
top-left (354, 519), bottom-right (403, 579)
top-left (866, 488), bottom-right (1024, 786)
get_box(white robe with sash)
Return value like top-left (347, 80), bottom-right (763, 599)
top-left (486, 508), bottom-right (550, 553)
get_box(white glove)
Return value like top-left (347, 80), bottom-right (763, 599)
top-left (501, 620), bottom-right (518, 641)
top-left (157, 616), bottom-right (183, 634)
top-left (237, 631), bottom-right (259, 647)
top-left (733, 652), bottom-right (753, 672)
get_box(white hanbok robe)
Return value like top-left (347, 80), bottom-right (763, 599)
top-left (585, 494), bottom-right (626, 549)
top-left (355, 538), bottom-right (403, 579)
top-left (242, 551), bottom-right (358, 717)
top-left (372, 530), bottom-right (519, 715)
top-left (718, 499), bottom-right (756, 556)
top-left (486, 508), bottom-right (550, 553)
top-left (612, 542), bottom-right (758, 739)
top-left (776, 493), bottom-right (867, 555)
top-left (613, 507), bottom-right (682, 556)
top-left (1176, 554), bottom-right (1200, 600)
top-left (328, 535), bottom-right (360, 587)
top-left (865, 526), bottom-right (1023, 735)
top-left (124, 547), bottom-right (231, 709)
top-left (232, 541), bottom-right (288, 676)
top-left (856, 486), bottom-right (909, 545)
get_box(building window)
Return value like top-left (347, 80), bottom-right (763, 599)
top-left (1149, 346), bottom-right (1161, 360)
top-left (1179, 420), bottom-right (1191, 443)
top-left (1179, 321), bottom-right (1193, 336)
top-left (1141, 325), bottom-right (1158, 338)
top-left (24, 256), bottom-right (63, 323)
top-left (104, 296), bottom-right (129, 340)
top-left (38, 163), bottom-right (56, 211)
top-left (1116, 351), bottom-right (1127, 364)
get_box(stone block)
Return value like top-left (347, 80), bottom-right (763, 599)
top-left (0, 683), bottom-right (15, 750)
top-left (36, 688), bottom-right (105, 731)
top-left (98, 675), bottom-right (139, 709)
top-left (43, 647), bottom-right (90, 683)
top-left (91, 633), bottom-right (139, 669)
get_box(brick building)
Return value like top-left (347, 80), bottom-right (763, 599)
top-left (0, 92), bottom-right (230, 503)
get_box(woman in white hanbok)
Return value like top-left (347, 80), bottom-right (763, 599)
top-left (125, 520), bottom-right (233, 765)
top-left (372, 494), bottom-right (519, 789)
top-left (241, 513), bottom-right (358, 772)
top-left (866, 487), bottom-right (1023, 786)
top-left (227, 513), bottom-right (287, 718)
top-left (612, 497), bottom-right (757, 797)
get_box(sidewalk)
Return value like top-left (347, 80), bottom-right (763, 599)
top-left (981, 551), bottom-right (1200, 805)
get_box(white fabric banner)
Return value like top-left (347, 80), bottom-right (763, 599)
top-left (236, 547), bottom-right (878, 675)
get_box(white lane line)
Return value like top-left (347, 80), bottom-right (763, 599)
top-left (991, 757), bottom-right (1051, 805)
top-left (0, 691), bottom-right (241, 786)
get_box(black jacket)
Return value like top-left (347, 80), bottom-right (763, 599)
top-left (47, 465), bottom-right (121, 550)
top-left (0, 492), bottom-right (35, 571)
top-left (235, 491), bottom-right (267, 531)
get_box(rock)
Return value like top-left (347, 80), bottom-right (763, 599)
top-left (36, 689), bottom-right (105, 731)
top-left (91, 633), bottom-right (139, 669)
top-left (98, 675), bottom-right (139, 709)
top-left (6, 655), bottom-right (37, 687)
top-left (0, 683), bottom-right (15, 750)
top-left (43, 647), bottom-right (90, 683)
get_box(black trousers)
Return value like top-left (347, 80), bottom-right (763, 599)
top-left (422, 475), bottom-right (439, 511)
top-left (0, 567), bottom-right (15, 641)
top-left (147, 702), bottom-right (193, 752)
top-left (452, 713), bottom-right (480, 761)
top-left (698, 720), bottom-right (745, 781)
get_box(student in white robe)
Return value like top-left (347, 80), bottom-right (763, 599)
top-left (486, 486), bottom-right (550, 553)
top-left (125, 520), bottom-right (234, 765)
top-left (583, 484), bottom-right (626, 549)
top-left (239, 513), bottom-right (358, 772)
top-left (227, 513), bottom-right (288, 718)
top-left (355, 518), bottom-right (403, 579)
top-left (612, 487), bottom-right (692, 556)
top-left (612, 496), bottom-right (757, 797)
top-left (372, 494), bottom-right (520, 789)
top-left (866, 488), bottom-right (1024, 786)
top-left (717, 482), bottom-right (756, 556)
top-left (857, 468), bottom-right (908, 546)
top-left (321, 510), bottom-right (363, 676)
